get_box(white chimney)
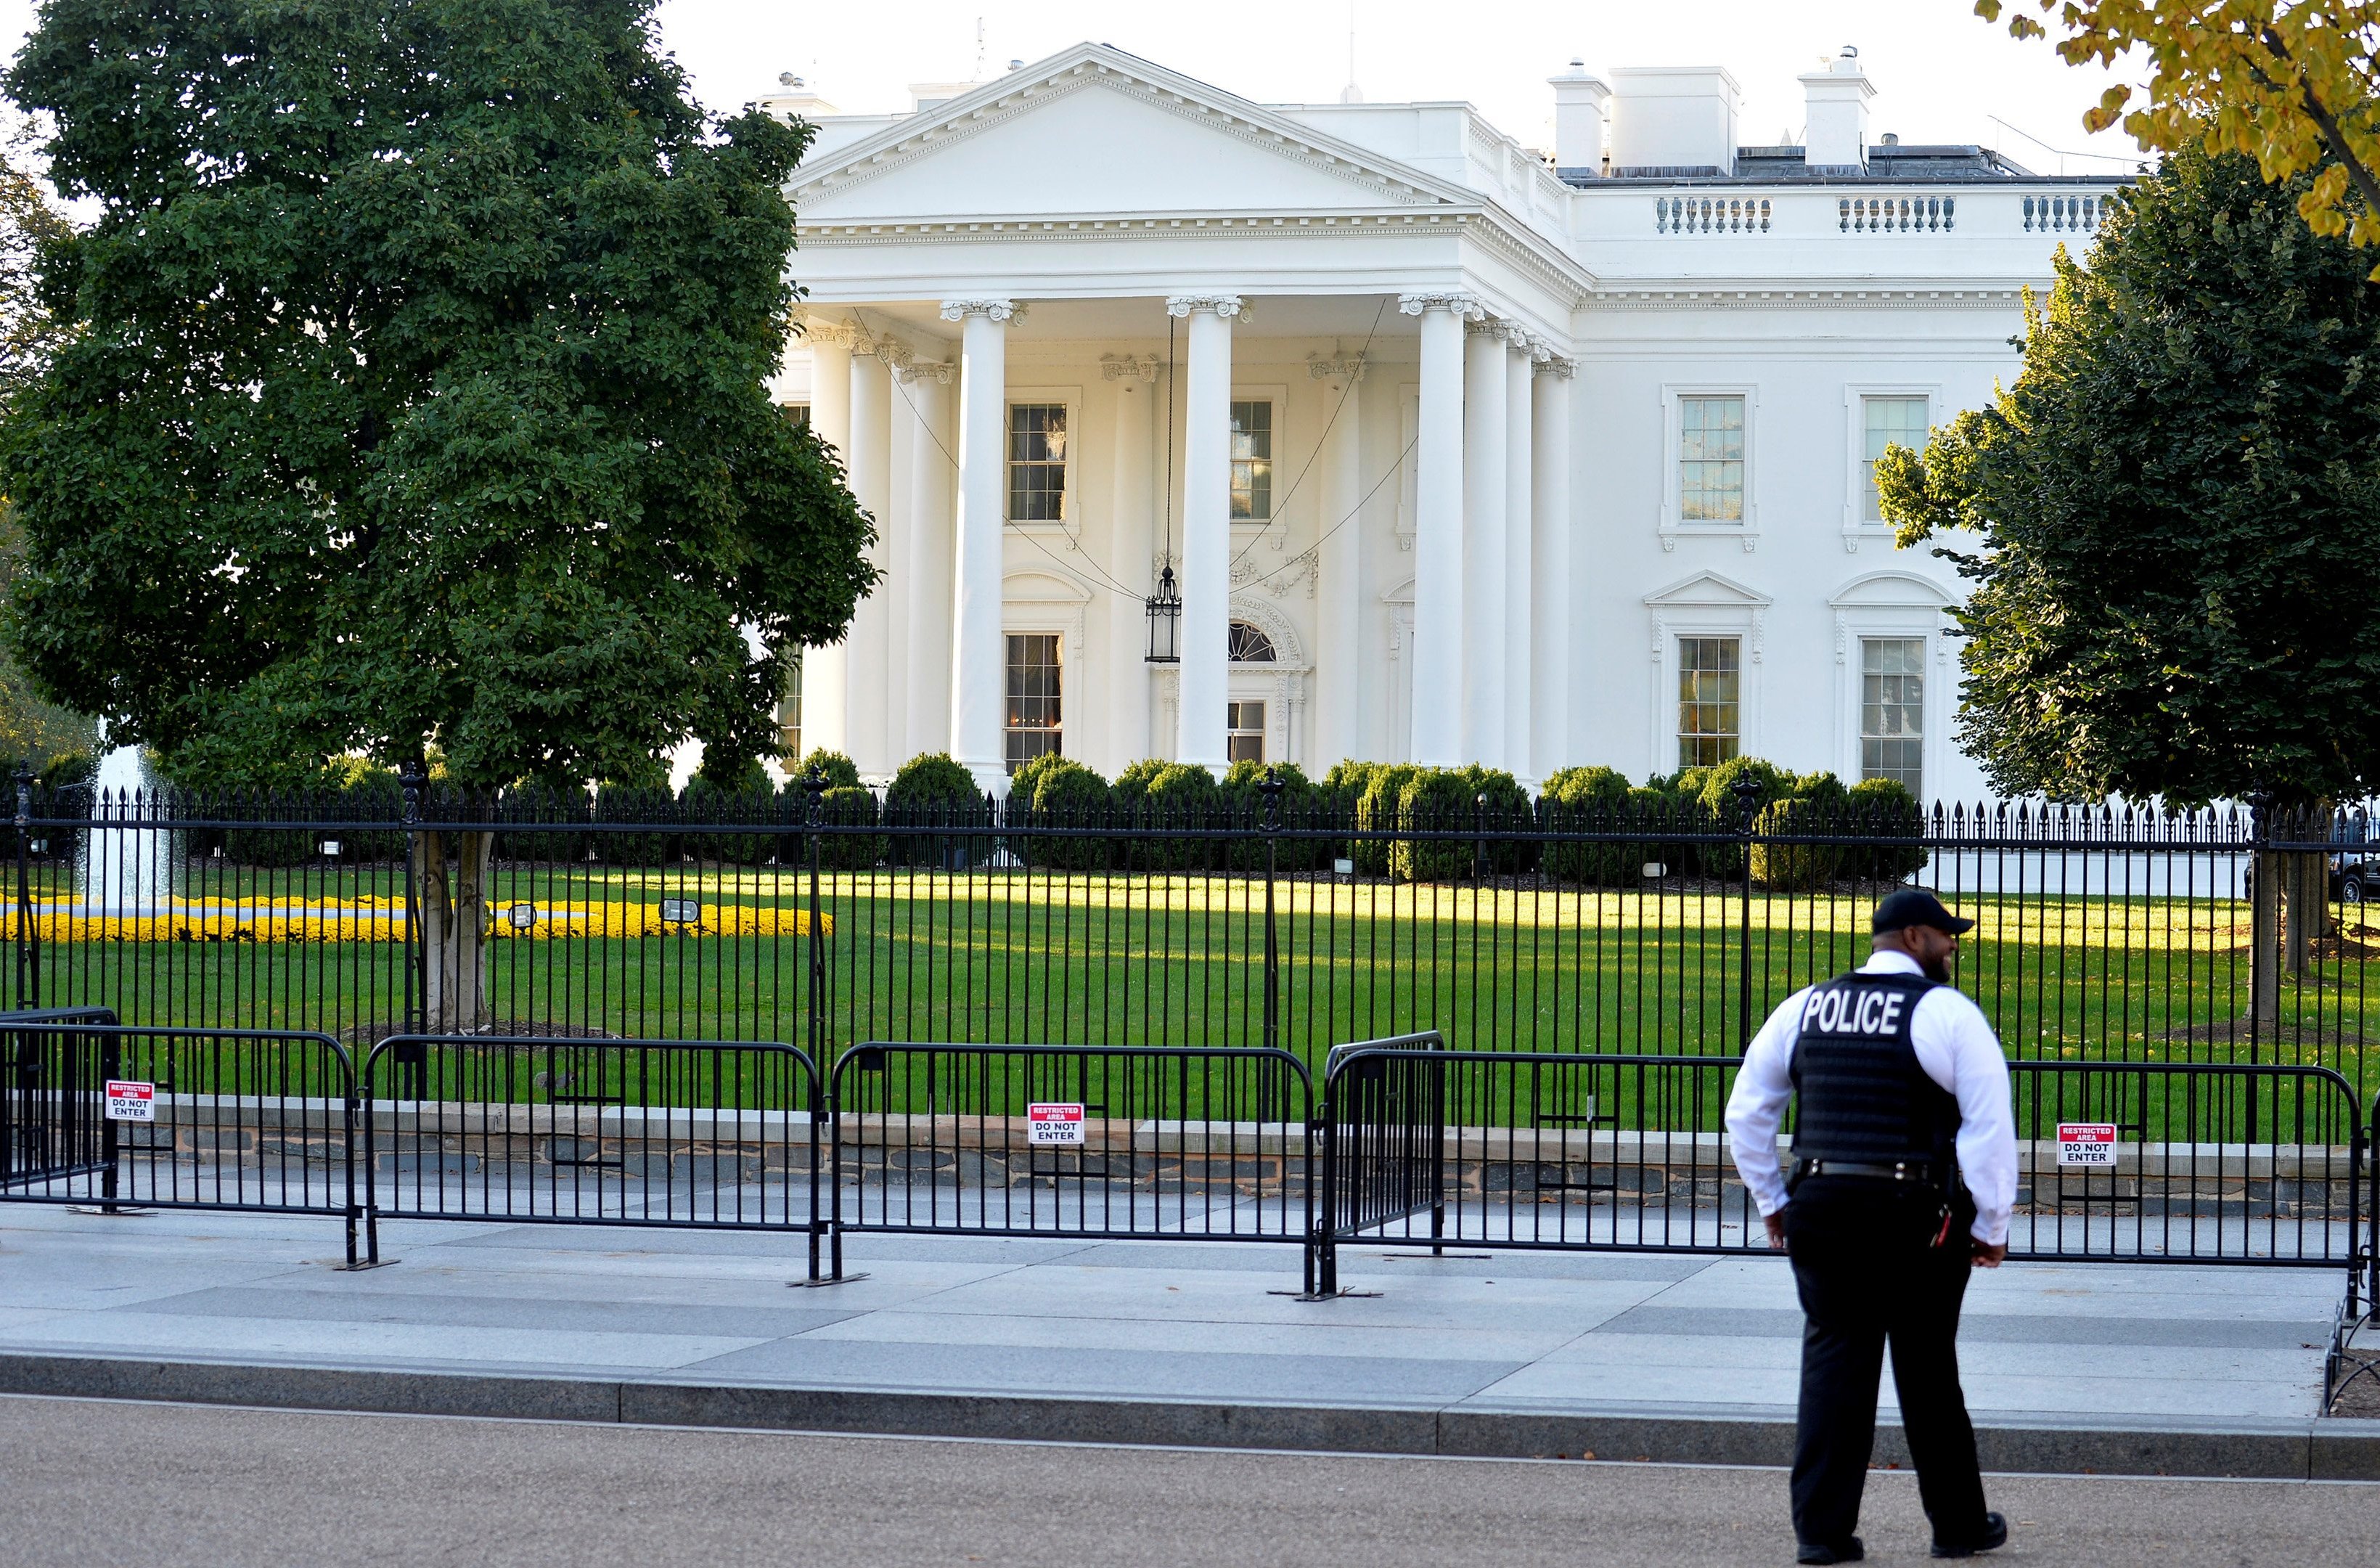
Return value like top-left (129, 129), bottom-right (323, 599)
top-left (1547, 60), bottom-right (1611, 175)
top-left (757, 72), bottom-right (839, 120)
top-left (1608, 67), bottom-right (1741, 176)
top-left (1799, 46), bottom-right (1874, 173)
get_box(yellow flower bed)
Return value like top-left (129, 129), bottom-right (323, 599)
top-left (28, 897), bottom-right (827, 944)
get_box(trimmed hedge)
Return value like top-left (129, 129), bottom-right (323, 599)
top-left (793, 749), bottom-right (862, 790)
top-left (1388, 768), bottom-right (1477, 882)
top-left (1540, 765), bottom-right (1636, 886)
top-left (1846, 776), bottom-right (1929, 881)
top-left (815, 784), bottom-right (886, 871)
top-left (1023, 758), bottom-right (1113, 871)
top-left (1352, 763), bottom-right (1420, 876)
top-left (884, 752), bottom-right (987, 868)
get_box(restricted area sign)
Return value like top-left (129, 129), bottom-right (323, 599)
top-left (2056, 1122), bottom-right (2118, 1167)
top-left (1027, 1102), bottom-right (1086, 1146)
top-left (105, 1080), bottom-right (156, 1123)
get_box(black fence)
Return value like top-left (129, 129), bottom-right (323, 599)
top-left (15, 780), bottom-right (2378, 1101)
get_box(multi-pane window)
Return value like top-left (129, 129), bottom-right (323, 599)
top-left (1230, 400), bottom-right (1273, 520)
top-left (1678, 396), bottom-right (1746, 523)
top-left (1227, 621), bottom-right (1277, 663)
top-left (1007, 403), bottom-right (1068, 522)
top-left (1227, 701), bottom-right (1267, 764)
top-left (781, 402), bottom-right (811, 429)
top-left (1004, 633), bottom-right (1062, 772)
top-left (1677, 637), bottom-right (1741, 769)
top-left (1862, 396), bottom-right (1928, 521)
top-left (779, 650), bottom-right (803, 761)
top-left (1860, 637), bottom-right (1926, 796)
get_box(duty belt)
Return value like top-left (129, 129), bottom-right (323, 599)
top-left (1793, 1157), bottom-right (1942, 1185)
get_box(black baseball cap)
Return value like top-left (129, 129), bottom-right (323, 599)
top-left (1871, 889), bottom-right (1974, 936)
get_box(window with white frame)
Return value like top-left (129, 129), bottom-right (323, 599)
top-left (1860, 637), bottom-right (1925, 796)
top-left (1862, 397), bottom-right (1929, 521)
top-left (781, 402), bottom-right (811, 429)
top-left (1004, 633), bottom-right (1062, 771)
top-left (1230, 400), bottom-right (1273, 520)
top-left (1677, 637), bottom-right (1741, 768)
top-left (1227, 701), bottom-right (1267, 764)
top-left (779, 650), bottom-right (803, 761)
top-left (1678, 396), bottom-right (1746, 523)
top-left (1227, 621), bottom-right (1276, 663)
top-left (1007, 403), bottom-right (1068, 522)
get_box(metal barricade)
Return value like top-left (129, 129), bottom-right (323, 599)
top-left (361, 1035), bottom-right (824, 1276)
top-left (0, 1016), bottom-right (364, 1265)
top-left (2005, 1059), bottom-right (2364, 1271)
top-left (827, 1042), bottom-right (1315, 1286)
top-left (1314, 1047), bottom-right (1759, 1292)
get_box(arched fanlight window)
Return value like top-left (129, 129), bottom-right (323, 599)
top-left (1227, 621), bottom-right (1277, 663)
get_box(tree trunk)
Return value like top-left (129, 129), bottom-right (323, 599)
top-left (2283, 849), bottom-right (2334, 975)
top-left (414, 828), bottom-right (494, 1034)
top-left (2251, 849), bottom-right (2281, 1029)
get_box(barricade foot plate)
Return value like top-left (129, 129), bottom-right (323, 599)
top-left (790, 1273), bottom-right (870, 1288)
top-left (333, 1258), bottom-right (398, 1272)
top-left (64, 1205), bottom-right (150, 1217)
top-left (1268, 1289), bottom-right (1385, 1302)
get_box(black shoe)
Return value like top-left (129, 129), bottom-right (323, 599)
top-left (1796, 1540), bottom-right (1864, 1564)
top-left (1930, 1512), bottom-right (2008, 1559)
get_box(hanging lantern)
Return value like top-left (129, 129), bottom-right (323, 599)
top-left (1145, 563), bottom-right (1182, 663)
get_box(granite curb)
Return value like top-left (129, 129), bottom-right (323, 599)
top-left (0, 1349), bottom-right (2371, 1479)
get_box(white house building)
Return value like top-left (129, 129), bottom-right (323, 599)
top-left (762, 41), bottom-right (2122, 801)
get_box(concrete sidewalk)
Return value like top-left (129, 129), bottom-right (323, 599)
top-left (0, 1204), bottom-right (2368, 1477)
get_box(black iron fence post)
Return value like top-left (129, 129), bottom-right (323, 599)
top-left (399, 761), bottom-right (424, 1037)
top-left (1261, 767), bottom-right (1283, 1057)
top-left (14, 764), bottom-right (33, 1010)
top-left (1734, 775), bottom-right (1764, 1050)
top-left (803, 771), bottom-right (833, 1279)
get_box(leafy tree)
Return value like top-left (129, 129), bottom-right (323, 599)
top-left (1982, 1), bottom-right (2380, 266)
top-left (1878, 145), bottom-right (2380, 997)
top-left (0, 0), bottom-right (875, 1027)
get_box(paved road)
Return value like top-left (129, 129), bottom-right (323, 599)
top-left (0, 1396), bottom-right (2365, 1567)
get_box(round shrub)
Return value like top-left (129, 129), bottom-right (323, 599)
top-left (495, 780), bottom-right (590, 865)
top-left (1008, 751), bottom-right (1072, 814)
top-left (884, 752), bottom-right (988, 868)
top-left (1696, 756), bottom-right (1795, 880)
top-left (681, 759), bottom-right (774, 867)
top-left (1461, 764), bottom-right (1537, 875)
top-left (813, 784), bottom-right (886, 871)
top-left (1134, 762), bottom-right (1222, 872)
top-left (1541, 765), bottom-right (1635, 886)
top-left (1749, 796), bottom-right (1846, 891)
top-left (1846, 776), bottom-right (1929, 881)
top-left (1353, 763), bottom-right (1420, 876)
top-left (794, 749), bottom-right (862, 791)
top-left (1024, 759), bottom-right (1113, 871)
top-left (1389, 768), bottom-right (1481, 882)
top-left (1219, 760), bottom-right (1323, 870)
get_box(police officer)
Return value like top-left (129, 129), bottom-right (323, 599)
top-left (1725, 889), bottom-right (2016, 1564)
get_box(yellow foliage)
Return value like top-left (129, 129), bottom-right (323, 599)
top-left (1984, 1), bottom-right (2380, 274)
top-left (26, 897), bottom-right (827, 944)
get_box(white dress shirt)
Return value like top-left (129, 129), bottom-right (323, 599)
top-left (1725, 949), bottom-right (2017, 1245)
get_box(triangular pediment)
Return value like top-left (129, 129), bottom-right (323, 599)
top-left (792, 44), bottom-right (1459, 224)
top-left (1643, 571), bottom-right (1771, 609)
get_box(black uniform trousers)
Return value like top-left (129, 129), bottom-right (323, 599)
top-left (1783, 1175), bottom-right (1990, 1550)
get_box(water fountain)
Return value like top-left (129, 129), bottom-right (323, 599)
top-left (76, 743), bottom-right (173, 915)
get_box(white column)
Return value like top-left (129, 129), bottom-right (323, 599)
top-left (1312, 352), bottom-right (1366, 768)
top-left (845, 348), bottom-right (894, 776)
top-left (901, 361), bottom-right (956, 765)
top-left (1104, 356), bottom-right (1158, 772)
top-left (1398, 292), bottom-right (1473, 768)
top-left (1532, 357), bottom-right (1574, 776)
top-left (801, 328), bottom-right (854, 759)
top-left (1461, 318), bottom-right (1509, 770)
top-left (1169, 293), bottom-right (1242, 775)
top-left (941, 298), bottom-right (1017, 796)
top-left (1502, 334), bottom-right (1535, 791)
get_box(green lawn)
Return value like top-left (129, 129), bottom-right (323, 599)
top-left (20, 865), bottom-right (2379, 1129)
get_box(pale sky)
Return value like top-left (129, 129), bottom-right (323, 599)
top-left (0, 0), bottom-right (2147, 179)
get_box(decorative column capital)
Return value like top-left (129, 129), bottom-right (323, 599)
top-left (1100, 352), bottom-right (1161, 383)
top-left (791, 309), bottom-right (867, 351)
top-left (1396, 290), bottom-right (1483, 320)
top-left (1166, 293), bottom-right (1248, 321)
top-left (897, 360), bottom-right (955, 385)
top-left (1532, 350), bottom-right (1576, 378)
top-left (939, 297), bottom-right (1023, 323)
top-left (1306, 351), bottom-right (1368, 382)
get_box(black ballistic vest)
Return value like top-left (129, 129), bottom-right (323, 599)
top-left (1789, 970), bottom-right (1961, 1180)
